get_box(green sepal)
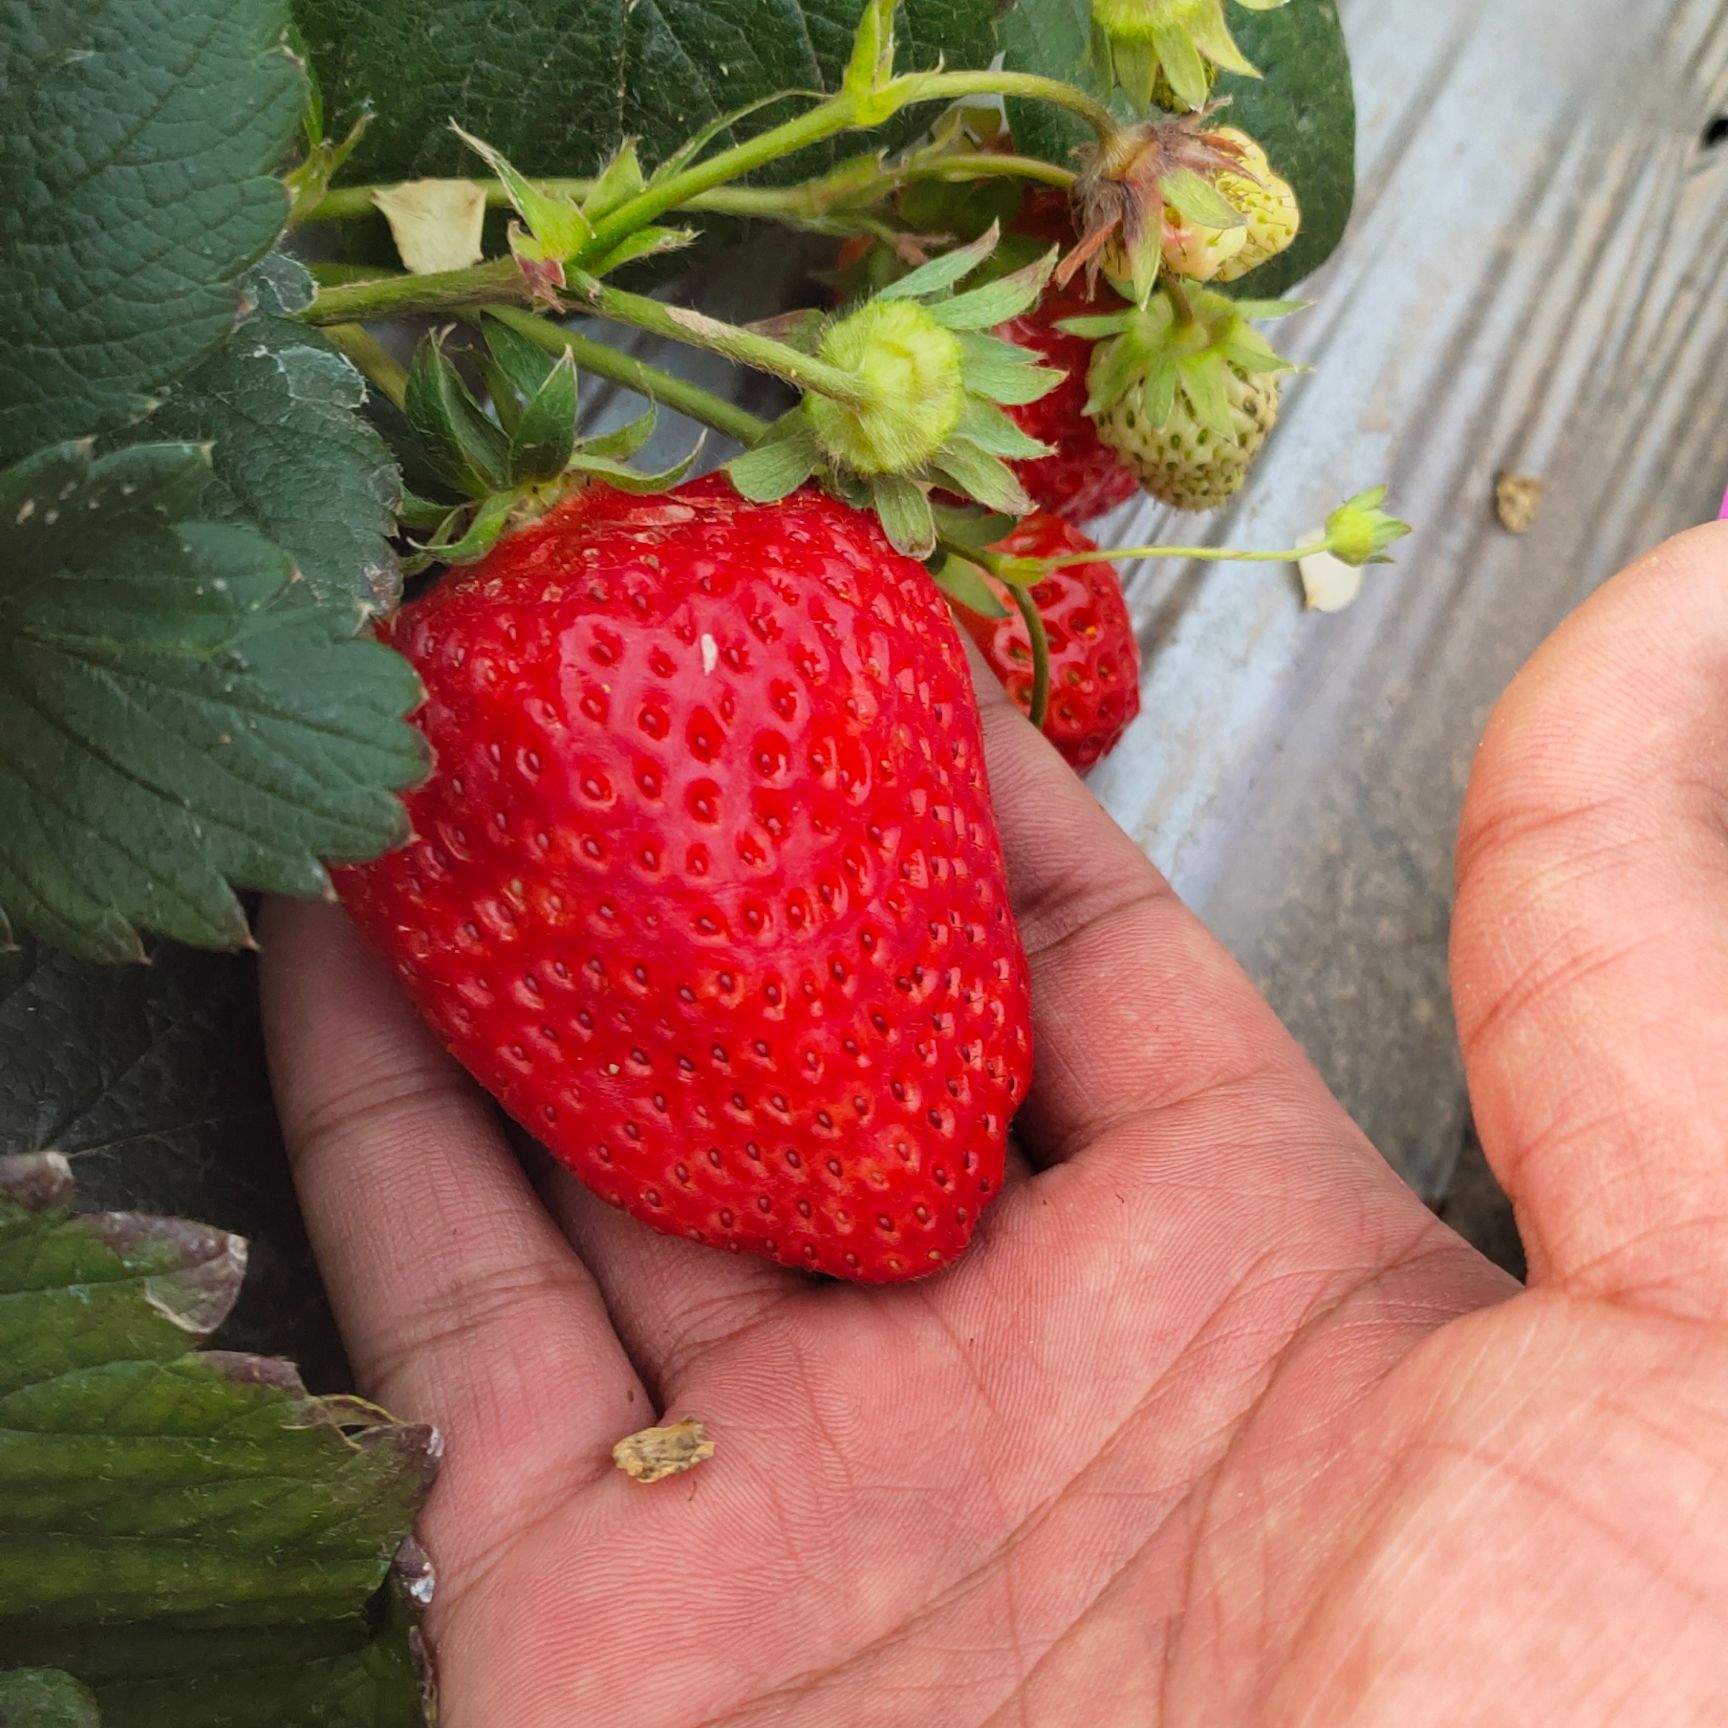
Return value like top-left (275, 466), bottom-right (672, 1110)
top-left (397, 490), bottom-right (455, 531)
top-left (565, 438), bottom-right (704, 494)
top-left (1185, 2), bottom-right (1261, 80)
top-left (1176, 351), bottom-right (1240, 443)
top-left (928, 250), bottom-right (1058, 331)
top-left (587, 225), bottom-right (698, 277)
top-left (868, 473), bottom-right (936, 558)
top-left (509, 352), bottom-right (580, 482)
top-left (955, 332), bottom-right (1065, 406)
top-left (404, 489), bottom-right (519, 573)
top-left (727, 413), bottom-right (823, 503)
top-left (930, 501), bottom-right (1015, 552)
top-left (929, 438), bottom-right (1033, 517)
top-left (1229, 297), bottom-right (1312, 321)
top-left (843, 0), bottom-right (903, 123)
top-left (453, 124), bottom-right (592, 262)
top-left (1057, 310), bottom-right (1140, 341)
top-left (877, 224), bottom-right (1000, 303)
top-left (930, 553), bottom-right (1009, 619)
top-left (481, 312), bottom-right (561, 401)
top-left (958, 395), bottom-right (1052, 461)
top-left (1160, 168), bottom-right (1247, 231)
top-left (1153, 24), bottom-right (1211, 109)
top-left (584, 140), bottom-right (647, 221)
top-left (404, 335), bottom-right (509, 497)
top-left (580, 406), bottom-right (658, 462)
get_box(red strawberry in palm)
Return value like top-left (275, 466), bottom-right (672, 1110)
top-left (338, 477), bottom-right (1032, 1283)
top-left (960, 513), bottom-right (1141, 773)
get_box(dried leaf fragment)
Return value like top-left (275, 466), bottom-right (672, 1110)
top-left (372, 180), bottom-right (488, 275)
top-left (1494, 471), bottom-right (1545, 536)
top-left (613, 1417), bottom-right (715, 1484)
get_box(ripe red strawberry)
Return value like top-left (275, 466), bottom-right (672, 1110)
top-left (999, 191), bottom-right (1139, 522)
top-left (338, 477), bottom-right (1032, 1283)
top-left (959, 514), bottom-right (1141, 773)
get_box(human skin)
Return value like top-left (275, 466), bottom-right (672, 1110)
top-left (262, 522), bottom-right (1728, 1727)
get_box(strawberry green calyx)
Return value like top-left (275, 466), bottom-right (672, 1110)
top-left (727, 224), bottom-right (1066, 557)
top-left (1325, 487), bottom-right (1412, 566)
top-left (1093, 0), bottom-right (1283, 112)
top-left (806, 299), bottom-right (966, 473)
top-left (1067, 287), bottom-right (1301, 512)
top-left (396, 319), bottom-right (701, 570)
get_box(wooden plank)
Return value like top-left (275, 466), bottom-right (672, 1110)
top-left (1086, 0), bottom-right (1728, 1194)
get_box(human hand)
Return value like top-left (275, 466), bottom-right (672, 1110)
top-left (261, 523), bottom-right (1728, 1727)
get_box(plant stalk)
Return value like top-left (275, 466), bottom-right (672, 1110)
top-left (323, 323), bottom-right (409, 410)
top-left (569, 276), bottom-right (875, 408)
top-left (483, 307), bottom-right (771, 445)
top-left (302, 257), bottom-right (529, 324)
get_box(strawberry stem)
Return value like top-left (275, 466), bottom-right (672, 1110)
top-left (571, 276), bottom-right (877, 409)
top-left (323, 323), bottom-right (409, 410)
top-left (301, 152), bottom-right (1076, 229)
top-left (483, 306), bottom-right (772, 446)
top-left (1006, 581), bottom-right (1052, 731)
top-left (1036, 542), bottom-right (1313, 568)
top-left (302, 257), bottom-right (532, 324)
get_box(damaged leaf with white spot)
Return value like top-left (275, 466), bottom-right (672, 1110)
top-left (0, 1153), bottom-right (438, 1724)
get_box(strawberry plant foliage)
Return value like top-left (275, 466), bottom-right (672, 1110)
top-left (292, 0), bottom-right (1001, 186)
top-left (0, 0), bottom-right (302, 465)
top-left (141, 258), bottom-right (404, 611)
top-left (0, 441), bottom-right (426, 961)
top-left (0, 1155), bottom-right (434, 1727)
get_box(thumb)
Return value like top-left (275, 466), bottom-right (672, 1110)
top-left (1452, 521), bottom-right (1728, 1319)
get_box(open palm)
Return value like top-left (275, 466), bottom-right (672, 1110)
top-left (263, 525), bottom-right (1728, 1727)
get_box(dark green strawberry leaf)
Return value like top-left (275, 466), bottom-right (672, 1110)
top-left (1000, 0), bottom-right (1357, 293)
top-left (292, 0), bottom-right (999, 185)
top-left (0, 0), bottom-right (304, 466)
top-left (0, 1669), bottom-right (100, 1728)
top-left (0, 1155), bottom-right (435, 1728)
top-left (1219, 1), bottom-right (1356, 296)
top-left (141, 258), bottom-right (403, 611)
top-left (997, 0), bottom-right (1099, 169)
top-left (0, 934), bottom-right (341, 1382)
top-left (0, 441), bottom-right (427, 961)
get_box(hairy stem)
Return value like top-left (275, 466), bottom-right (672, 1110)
top-left (302, 151), bottom-right (1075, 227)
top-left (323, 323), bottom-right (409, 410)
top-left (302, 257), bottom-right (529, 324)
top-left (1007, 581), bottom-right (1052, 730)
top-left (484, 307), bottom-right (771, 445)
top-left (570, 276), bottom-right (875, 408)
top-left (1037, 542), bottom-right (1313, 569)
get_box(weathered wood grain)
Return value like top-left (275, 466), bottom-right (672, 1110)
top-left (1086, 0), bottom-right (1728, 1194)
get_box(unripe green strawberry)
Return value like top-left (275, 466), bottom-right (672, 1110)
top-left (1070, 287), bottom-right (1299, 513)
top-left (1162, 129), bottom-right (1301, 285)
top-left (1097, 364), bottom-right (1280, 511)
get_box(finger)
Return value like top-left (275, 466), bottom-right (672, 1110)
top-left (963, 652), bottom-right (1470, 1277)
top-left (1453, 521), bottom-right (1728, 1319)
top-left (258, 899), bottom-right (647, 1479)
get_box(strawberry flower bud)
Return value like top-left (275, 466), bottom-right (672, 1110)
top-left (1324, 487), bottom-right (1413, 567)
top-left (808, 299), bottom-right (966, 474)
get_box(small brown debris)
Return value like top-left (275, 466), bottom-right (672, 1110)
top-left (612, 1417), bottom-right (715, 1484)
top-left (1495, 471), bottom-right (1546, 536)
